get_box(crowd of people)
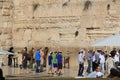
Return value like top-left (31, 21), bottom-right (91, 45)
top-left (6, 46), bottom-right (120, 78)
top-left (20, 47), bottom-right (63, 76)
top-left (78, 48), bottom-right (120, 78)
top-left (48, 51), bottom-right (63, 76)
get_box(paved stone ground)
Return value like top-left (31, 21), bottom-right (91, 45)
top-left (1, 54), bottom-right (89, 79)
top-left (1, 53), bottom-right (94, 79)
top-left (1, 65), bottom-right (88, 80)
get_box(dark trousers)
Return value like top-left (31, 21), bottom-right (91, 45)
top-left (92, 62), bottom-right (98, 71)
top-left (78, 63), bottom-right (84, 76)
top-left (115, 61), bottom-right (120, 67)
top-left (36, 60), bottom-right (40, 73)
top-left (22, 61), bottom-right (27, 69)
top-left (8, 58), bottom-right (12, 66)
top-left (86, 60), bottom-right (91, 73)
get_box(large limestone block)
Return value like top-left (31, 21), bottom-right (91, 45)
top-left (1, 40), bottom-right (6, 46)
top-left (81, 16), bottom-right (94, 28)
top-left (94, 1), bottom-right (107, 15)
top-left (13, 29), bottom-right (24, 40)
top-left (47, 29), bottom-right (60, 40)
top-left (59, 40), bottom-right (89, 48)
top-left (2, 21), bottom-right (13, 28)
top-left (59, 29), bottom-right (76, 39)
top-left (27, 5), bottom-right (33, 18)
top-left (2, 9), bottom-right (10, 16)
top-left (2, 27), bottom-right (12, 34)
top-left (2, 16), bottom-right (11, 22)
top-left (28, 41), bottom-right (35, 48)
top-left (23, 29), bottom-right (32, 41)
top-left (32, 30), bottom-right (46, 41)
top-left (32, 29), bottom-right (59, 41)
top-left (13, 0), bottom-right (20, 6)
top-left (3, 1), bottom-right (12, 9)
top-left (1, 34), bottom-right (12, 40)
top-left (0, 41), bottom-right (12, 49)
top-left (13, 40), bottom-right (28, 48)
top-left (28, 40), bottom-right (46, 48)
top-left (5, 39), bottom-right (12, 46)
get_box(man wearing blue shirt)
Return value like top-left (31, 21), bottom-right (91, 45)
top-left (57, 52), bottom-right (63, 75)
top-left (86, 50), bottom-right (92, 73)
top-left (48, 52), bottom-right (53, 74)
top-left (35, 48), bottom-right (41, 73)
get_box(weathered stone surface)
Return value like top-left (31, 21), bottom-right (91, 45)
top-left (0, 0), bottom-right (120, 52)
top-left (1, 40), bottom-right (6, 46)
top-left (2, 9), bottom-right (10, 16)
top-left (23, 29), bottom-right (32, 41)
top-left (13, 29), bottom-right (24, 40)
top-left (1, 34), bottom-right (12, 40)
top-left (5, 39), bottom-right (12, 46)
top-left (13, 40), bottom-right (28, 48)
top-left (2, 27), bottom-right (12, 34)
top-left (2, 16), bottom-right (11, 22)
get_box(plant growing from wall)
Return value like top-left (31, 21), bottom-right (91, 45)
top-left (107, 4), bottom-right (110, 10)
top-left (113, 0), bottom-right (116, 2)
top-left (63, 2), bottom-right (68, 6)
top-left (75, 31), bottom-right (79, 37)
top-left (62, 0), bottom-right (70, 7)
top-left (83, 0), bottom-right (92, 11)
top-left (32, 3), bottom-right (39, 19)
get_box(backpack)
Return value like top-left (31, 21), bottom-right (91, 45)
top-left (26, 53), bottom-right (31, 61)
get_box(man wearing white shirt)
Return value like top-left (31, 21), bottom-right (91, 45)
top-left (87, 66), bottom-right (103, 78)
top-left (114, 51), bottom-right (120, 67)
top-left (78, 50), bottom-right (85, 77)
top-left (99, 51), bottom-right (105, 74)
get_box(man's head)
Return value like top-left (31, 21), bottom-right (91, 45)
top-left (108, 68), bottom-right (120, 78)
top-left (96, 66), bottom-right (101, 72)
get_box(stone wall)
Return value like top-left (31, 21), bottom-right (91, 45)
top-left (0, 0), bottom-right (120, 53)
top-left (0, 0), bottom-right (13, 50)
